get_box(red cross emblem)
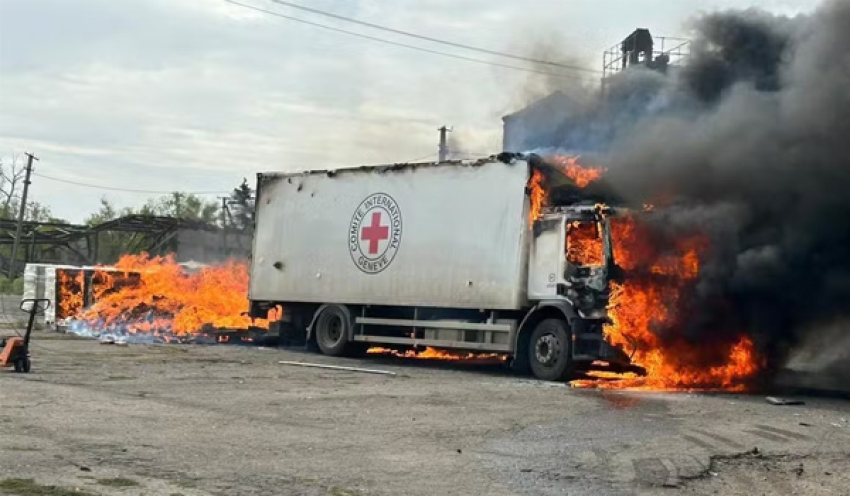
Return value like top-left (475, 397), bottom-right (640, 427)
top-left (349, 193), bottom-right (402, 274)
top-left (360, 212), bottom-right (389, 255)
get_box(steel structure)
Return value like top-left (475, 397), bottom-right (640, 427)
top-left (602, 29), bottom-right (691, 81)
top-left (0, 215), bottom-right (223, 273)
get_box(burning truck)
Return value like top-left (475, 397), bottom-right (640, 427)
top-left (248, 151), bottom-right (759, 387)
top-left (246, 153), bottom-right (687, 382)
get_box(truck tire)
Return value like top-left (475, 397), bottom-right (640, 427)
top-left (528, 318), bottom-right (573, 381)
top-left (314, 306), bottom-right (351, 357)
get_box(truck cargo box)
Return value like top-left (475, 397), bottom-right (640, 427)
top-left (250, 158), bottom-right (532, 310)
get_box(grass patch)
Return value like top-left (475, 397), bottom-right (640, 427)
top-left (173, 480), bottom-right (197, 489)
top-left (0, 478), bottom-right (96, 496)
top-left (96, 477), bottom-right (140, 488)
top-left (6, 446), bottom-right (40, 452)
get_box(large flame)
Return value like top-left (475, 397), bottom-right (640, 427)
top-left (572, 215), bottom-right (760, 390)
top-left (57, 269), bottom-right (84, 320)
top-left (528, 156), bottom-right (603, 225)
top-left (528, 169), bottom-right (546, 223)
top-left (547, 155), bottom-right (604, 188)
top-left (76, 254), bottom-right (266, 335)
top-left (567, 221), bottom-right (604, 266)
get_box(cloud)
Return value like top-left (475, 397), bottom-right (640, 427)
top-left (0, 0), bottom-right (823, 222)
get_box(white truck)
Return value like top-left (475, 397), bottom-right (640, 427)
top-left (248, 153), bottom-right (623, 380)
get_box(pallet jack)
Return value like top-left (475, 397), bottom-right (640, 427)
top-left (0, 298), bottom-right (50, 374)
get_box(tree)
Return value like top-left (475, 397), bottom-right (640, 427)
top-left (229, 178), bottom-right (255, 231)
top-left (86, 197), bottom-right (139, 226)
top-left (0, 154), bottom-right (25, 219)
top-left (26, 201), bottom-right (55, 222)
top-left (0, 153), bottom-right (61, 223)
top-left (143, 192), bottom-right (219, 222)
top-left (82, 193), bottom-right (220, 264)
top-left (83, 198), bottom-right (136, 263)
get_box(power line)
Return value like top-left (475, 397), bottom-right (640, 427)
top-left (32, 172), bottom-right (230, 195)
top-left (261, 0), bottom-right (601, 75)
top-left (223, 1), bottom-right (601, 83)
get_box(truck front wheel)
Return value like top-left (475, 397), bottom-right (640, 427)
top-left (528, 319), bottom-right (573, 381)
top-left (314, 306), bottom-right (351, 356)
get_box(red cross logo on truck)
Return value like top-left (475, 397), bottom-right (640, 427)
top-left (349, 193), bottom-right (403, 274)
top-left (360, 212), bottom-right (389, 255)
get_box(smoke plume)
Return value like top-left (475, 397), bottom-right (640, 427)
top-left (535, 0), bottom-right (850, 379)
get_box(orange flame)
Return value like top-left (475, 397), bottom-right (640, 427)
top-left (567, 221), bottom-right (604, 266)
top-left (547, 155), bottom-right (604, 188)
top-left (77, 254), bottom-right (268, 335)
top-left (572, 215), bottom-right (760, 391)
top-left (367, 347), bottom-right (506, 362)
top-left (528, 169), bottom-right (546, 223)
top-left (57, 269), bottom-right (85, 320)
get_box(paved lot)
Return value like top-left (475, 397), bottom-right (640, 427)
top-left (0, 295), bottom-right (29, 327)
top-left (1, 331), bottom-right (848, 495)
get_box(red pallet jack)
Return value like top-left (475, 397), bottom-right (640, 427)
top-left (0, 299), bottom-right (50, 373)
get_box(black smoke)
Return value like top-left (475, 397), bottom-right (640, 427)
top-left (613, 1), bottom-right (850, 378)
top-left (537, 0), bottom-right (850, 380)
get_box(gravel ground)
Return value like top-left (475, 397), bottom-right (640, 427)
top-left (1, 330), bottom-right (849, 496)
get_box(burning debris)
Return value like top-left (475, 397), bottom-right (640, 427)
top-left (63, 254), bottom-right (269, 344)
top-left (521, 0), bottom-right (850, 390)
top-left (548, 155), bottom-right (604, 188)
top-left (366, 347), bottom-right (507, 363)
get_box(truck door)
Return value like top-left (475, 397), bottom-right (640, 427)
top-left (527, 216), bottom-right (565, 300)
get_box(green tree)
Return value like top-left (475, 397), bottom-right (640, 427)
top-left (229, 178), bottom-right (255, 231)
top-left (84, 198), bottom-right (136, 263)
top-left (143, 192), bottom-right (219, 222)
top-left (85, 198), bottom-right (133, 226)
top-left (83, 193), bottom-right (220, 264)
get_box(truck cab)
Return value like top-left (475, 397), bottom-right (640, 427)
top-left (521, 204), bottom-right (621, 379)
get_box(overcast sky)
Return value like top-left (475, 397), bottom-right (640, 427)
top-left (0, 0), bottom-right (821, 223)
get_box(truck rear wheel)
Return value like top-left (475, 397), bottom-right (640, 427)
top-left (528, 318), bottom-right (573, 381)
top-left (314, 306), bottom-right (351, 357)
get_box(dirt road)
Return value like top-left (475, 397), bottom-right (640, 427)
top-left (1, 332), bottom-right (848, 495)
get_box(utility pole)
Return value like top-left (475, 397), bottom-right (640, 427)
top-left (218, 196), bottom-right (229, 255)
top-left (8, 153), bottom-right (38, 278)
top-left (438, 126), bottom-right (452, 162)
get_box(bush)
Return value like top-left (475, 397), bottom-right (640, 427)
top-left (0, 277), bottom-right (24, 295)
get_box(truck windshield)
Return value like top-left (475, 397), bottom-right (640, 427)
top-left (566, 221), bottom-right (604, 267)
